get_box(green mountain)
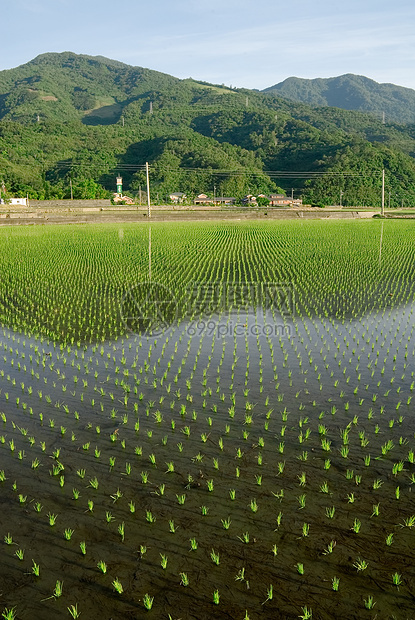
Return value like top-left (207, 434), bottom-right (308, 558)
top-left (1, 53), bottom-right (415, 207)
top-left (262, 74), bottom-right (415, 125)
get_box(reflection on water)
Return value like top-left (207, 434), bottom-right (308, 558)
top-left (1, 221), bottom-right (415, 617)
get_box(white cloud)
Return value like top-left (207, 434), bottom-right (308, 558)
top-left (109, 8), bottom-right (415, 88)
top-left (2, 1), bottom-right (415, 90)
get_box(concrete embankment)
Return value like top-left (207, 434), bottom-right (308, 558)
top-left (0, 201), bottom-right (379, 226)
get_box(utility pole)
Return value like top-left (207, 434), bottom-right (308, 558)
top-left (381, 169), bottom-right (385, 216)
top-left (339, 190), bottom-right (343, 207)
top-left (70, 177), bottom-right (73, 200)
top-left (149, 226), bottom-right (152, 281)
top-left (146, 162), bottom-right (151, 218)
top-left (149, 101), bottom-right (153, 114)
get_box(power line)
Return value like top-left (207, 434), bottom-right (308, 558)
top-left (37, 160), bottom-right (387, 181)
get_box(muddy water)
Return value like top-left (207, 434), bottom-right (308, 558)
top-left (1, 221), bottom-right (415, 618)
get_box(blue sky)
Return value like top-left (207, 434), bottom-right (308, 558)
top-left (3, 0), bottom-right (415, 90)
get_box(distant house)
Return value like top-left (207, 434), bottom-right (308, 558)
top-left (269, 194), bottom-right (291, 206)
top-left (194, 193), bottom-right (214, 205)
top-left (194, 193), bottom-right (236, 206)
top-left (242, 194), bottom-right (258, 205)
top-left (112, 193), bottom-right (134, 205)
top-left (269, 194), bottom-right (303, 207)
top-left (169, 192), bottom-right (186, 203)
top-left (214, 196), bottom-right (236, 205)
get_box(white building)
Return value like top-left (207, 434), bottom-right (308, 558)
top-left (0, 197), bottom-right (28, 206)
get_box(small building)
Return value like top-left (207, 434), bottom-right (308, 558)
top-left (269, 194), bottom-right (303, 207)
top-left (194, 193), bottom-right (236, 206)
top-left (194, 193), bottom-right (213, 205)
top-left (242, 194), bottom-right (258, 206)
top-left (214, 196), bottom-right (236, 205)
top-left (169, 192), bottom-right (186, 203)
top-left (269, 194), bottom-right (291, 206)
top-left (4, 197), bottom-right (28, 206)
top-left (112, 193), bottom-right (134, 205)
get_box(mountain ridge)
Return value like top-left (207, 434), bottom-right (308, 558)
top-left (262, 74), bottom-right (415, 124)
top-left (0, 52), bottom-right (415, 207)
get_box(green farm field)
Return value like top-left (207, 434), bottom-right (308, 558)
top-left (0, 220), bottom-right (415, 619)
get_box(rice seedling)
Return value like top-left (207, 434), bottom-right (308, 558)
top-left (146, 510), bottom-right (156, 523)
top-left (0, 220), bottom-right (414, 617)
top-left (371, 504), bottom-right (380, 517)
top-left (1, 608), bottom-right (17, 620)
top-left (31, 457), bottom-right (41, 469)
top-left (67, 604), bottom-right (81, 619)
top-left (364, 596), bottom-right (376, 610)
top-left (401, 514), bottom-right (415, 528)
top-left (142, 593), bottom-right (154, 610)
top-left (353, 557), bottom-right (368, 572)
top-left (47, 512), bottom-right (58, 526)
top-left (322, 540), bottom-right (336, 555)
top-left (112, 578), bottom-right (123, 594)
top-left (392, 572), bottom-right (403, 587)
top-left (297, 472), bottom-right (306, 486)
top-left (262, 584), bottom-right (273, 605)
top-left (110, 488), bottom-right (123, 502)
top-left (88, 476), bottom-right (99, 490)
top-left (211, 549), bottom-right (220, 565)
top-left (319, 481), bottom-right (330, 494)
top-left (297, 494), bottom-right (306, 509)
top-left (42, 580), bottom-right (63, 601)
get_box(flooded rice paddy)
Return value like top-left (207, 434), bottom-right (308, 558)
top-left (0, 220), bottom-right (415, 619)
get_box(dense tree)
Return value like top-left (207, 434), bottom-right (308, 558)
top-left (1, 52), bottom-right (415, 205)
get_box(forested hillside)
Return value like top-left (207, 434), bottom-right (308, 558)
top-left (263, 74), bottom-right (415, 125)
top-left (1, 53), bottom-right (415, 207)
